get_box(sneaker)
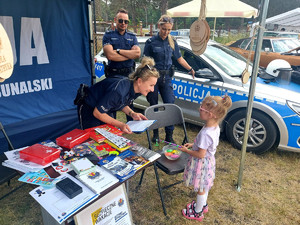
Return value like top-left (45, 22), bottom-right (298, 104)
top-left (182, 206), bottom-right (204, 222)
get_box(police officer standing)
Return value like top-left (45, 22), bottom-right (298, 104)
top-left (144, 15), bottom-right (195, 143)
top-left (102, 8), bottom-right (140, 78)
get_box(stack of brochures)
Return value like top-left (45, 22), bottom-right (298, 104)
top-left (76, 165), bottom-right (118, 194)
top-left (118, 150), bottom-right (150, 170)
top-left (98, 155), bottom-right (136, 182)
top-left (71, 157), bottom-right (119, 194)
top-left (129, 143), bottom-right (161, 162)
top-left (2, 147), bottom-right (53, 173)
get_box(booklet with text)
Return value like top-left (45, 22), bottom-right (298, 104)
top-left (126, 120), bottom-right (156, 132)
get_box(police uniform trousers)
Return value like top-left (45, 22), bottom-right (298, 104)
top-left (146, 70), bottom-right (175, 132)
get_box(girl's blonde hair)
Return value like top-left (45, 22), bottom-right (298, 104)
top-left (158, 14), bottom-right (175, 50)
top-left (129, 56), bottom-right (159, 81)
top-left (201, 95), bottom-right (232, 122)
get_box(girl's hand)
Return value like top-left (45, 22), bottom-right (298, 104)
top-left (179, 145), bottom-right (189, 153)
top-left (183, 143), bottom-right (193, 149)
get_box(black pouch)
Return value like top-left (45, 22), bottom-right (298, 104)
top-left (104, 61), bottom-right (109, 77)
top-left (74, 83), bottom-right (89, 105)
top-left (170, 65), bottom-right (175, 77)
top-left (56, 178), bottom-right (82, 199)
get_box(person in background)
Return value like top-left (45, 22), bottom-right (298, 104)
top-left (77, 57), bottom-right (159, 134)
top-left (180, 95), bottom-right (232, 221)
top-left (144, 14), bottom-right (195, 143)
top-left (103, 8), bottom-right (141, 121)
top-left (103, 8), bottom-right (140, 78)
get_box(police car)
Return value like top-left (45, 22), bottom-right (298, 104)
top-left (94, 37), bottom-right (300, 154)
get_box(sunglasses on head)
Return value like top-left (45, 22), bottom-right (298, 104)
top-left (161, 17), bottom-right (174, 23)
top-left (141, 64), bottom-right (156, 72)
top-left (118, 19), bottom-right (129, 24)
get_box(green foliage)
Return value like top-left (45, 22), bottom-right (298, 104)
top-left (93, 0), bottom-right (300, 31)
top-left (214, 32), bottom-right (249, 45)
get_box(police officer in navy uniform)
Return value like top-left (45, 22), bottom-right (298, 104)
top-left (77, 57), bottom-right (159, 134)
top-left (102, 8), bottom-right (140, 78)
top-left (144, 15), bottom-right (195, 143)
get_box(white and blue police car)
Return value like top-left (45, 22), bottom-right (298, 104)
top-left (95, 37), bottom-right (300, 154)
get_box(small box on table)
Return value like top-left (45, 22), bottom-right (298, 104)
top-left (56, 129), bottom-right (90, 149)
top-left (19, 144), bottom-right (61, 165)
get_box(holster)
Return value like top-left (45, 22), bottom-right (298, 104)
top-left (74, 83), bottom-right (89, 105)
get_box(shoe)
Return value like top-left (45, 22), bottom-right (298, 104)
top-left (151, 129), bottom-right (159, 143)
top-left (202, 204), bottom-right (209, 214)
top-left (165, 131), bottom-right (175, 143)
top-left (182, 204), bottom-right (204, 221)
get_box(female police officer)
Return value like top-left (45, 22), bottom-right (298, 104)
top-left (144, 15), bottom-right (195, 143)
top-left (77, 57), bottom-right (159, 134)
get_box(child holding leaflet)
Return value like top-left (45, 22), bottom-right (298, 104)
top-left (180, 95), bottom-right (232, 221)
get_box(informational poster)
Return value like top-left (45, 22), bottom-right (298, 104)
top-left (74, 184), bottom-right (133, 225)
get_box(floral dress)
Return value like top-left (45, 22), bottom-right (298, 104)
top-left (183, 125), bottom-right (220, 192)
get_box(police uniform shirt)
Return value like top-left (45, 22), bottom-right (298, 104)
top-left (102, 30), bottom-right (139, 69)
top-left (144, 34), bottom-right (181, 70)
top-left (85, 78), bottom-right (140, 114)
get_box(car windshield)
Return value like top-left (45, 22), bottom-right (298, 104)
top-left (272, 39), bottom-right (300, 52)
top-left (204, 44), bottom-right (251, 77)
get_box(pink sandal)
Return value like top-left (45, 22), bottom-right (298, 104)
top-left (182, 201), bottom-right (204, 222)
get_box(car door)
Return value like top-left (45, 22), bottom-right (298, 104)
top-left (171, 47), bottom-right (224, 126)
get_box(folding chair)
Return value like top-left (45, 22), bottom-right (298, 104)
top-left (0, 122), bottom-right (26, 201)
top-left (138, 104), bottom-right (189, 215)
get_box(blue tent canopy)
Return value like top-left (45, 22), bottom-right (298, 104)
top-left (0, 0), bottom-right (92, 152)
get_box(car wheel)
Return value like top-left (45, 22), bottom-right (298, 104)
top-left (225, 110), bottom-right (277, 154)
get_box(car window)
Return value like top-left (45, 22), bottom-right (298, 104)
top-left (172, 48), bottom-right (208, 73)
top-left (246, 39), bottom-right (256, 51)
top-left (139, 43), bottom-right (145, 58)
top-left (272, 39), bottom-right (300, 52)
top-left (278, 33), bottom-right (299, 39)
top-left (240, 39), bottom-right (251, 49)
top-left (204, 44), bottom-right (250, 77)
top-left (262, 40), bottom-right (273, 52)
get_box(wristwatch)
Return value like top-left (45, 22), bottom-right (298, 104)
top-left (117, 49), bottom-right (121, 54)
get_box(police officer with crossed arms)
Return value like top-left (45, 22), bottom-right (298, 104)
top-left (102, 8), bottom-right (140, 78)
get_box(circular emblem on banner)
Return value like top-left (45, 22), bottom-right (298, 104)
top-left (0, 23), bottom-right (14, 82)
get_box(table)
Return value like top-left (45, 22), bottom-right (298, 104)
top-left (36, 141), bottom-right (160, 225)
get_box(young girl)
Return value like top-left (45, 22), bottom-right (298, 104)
top-left (180, 95), bottom-right (232, 221)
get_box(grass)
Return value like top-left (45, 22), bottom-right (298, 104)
top-left (0, 116), bottom-right (299, 225)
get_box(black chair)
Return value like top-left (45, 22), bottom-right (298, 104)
top-left (0, 122), bottom-right (26, 201)
top-left (138, 104), bottom-right (189, 215)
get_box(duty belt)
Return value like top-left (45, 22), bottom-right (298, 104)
top-left (158, 69), bottom-right (170, 75)
top-left (108, 67), bottom-right (133, 75)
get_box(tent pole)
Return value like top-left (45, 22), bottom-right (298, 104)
top-left (213, 17), bottom-right (216, 40)
top-left (88, 0), bottom-right (96, 85)
top-left (236, 0), bottom-right (269, 192)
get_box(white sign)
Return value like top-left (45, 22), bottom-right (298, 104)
top-left (0, 23), bottom-right (14, 82)
top-left (74, 184), bottom-right (133, 225)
